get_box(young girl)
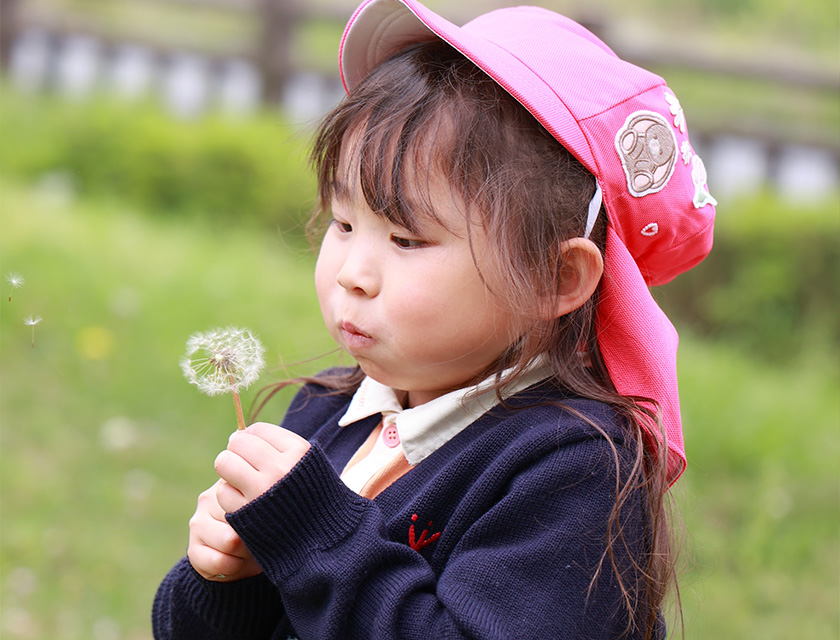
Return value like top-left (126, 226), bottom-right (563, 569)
top-left (153, 1), bottom-right (716, 638)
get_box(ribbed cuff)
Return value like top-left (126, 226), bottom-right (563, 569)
top-left (227, 444), bottom-right (370, 579)
top-left (174, 557), bottom-right (280, 636)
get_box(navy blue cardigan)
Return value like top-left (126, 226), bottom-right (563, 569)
top-left (153, 375), bottom-right (661, 639)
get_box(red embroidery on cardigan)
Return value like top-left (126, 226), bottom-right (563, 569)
top-left (408, 513), bottom-right (441, 551)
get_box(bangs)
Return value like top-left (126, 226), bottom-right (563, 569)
top-left (312, 43), bottom-right (461, 235)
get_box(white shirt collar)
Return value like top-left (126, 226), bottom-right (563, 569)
top-left (337, 363), bottom-right (551, 466)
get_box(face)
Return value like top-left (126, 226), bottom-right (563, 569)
top-left (315, 182), bottom-right (527, 408)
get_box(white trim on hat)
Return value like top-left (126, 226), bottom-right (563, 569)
top-left (584, 182), bottom-right (602, 240)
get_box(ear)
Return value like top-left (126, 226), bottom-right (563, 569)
top-left (551, 237), bottom-right (604, 319)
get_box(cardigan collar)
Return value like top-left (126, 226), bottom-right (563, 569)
top-left (338, 363), bottom-right (551, 465)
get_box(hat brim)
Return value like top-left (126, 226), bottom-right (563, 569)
top-left (340, 0), bottom-right (600, 171)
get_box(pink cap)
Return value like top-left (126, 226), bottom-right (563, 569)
top-left (339, 0), bottom-right (717, 485)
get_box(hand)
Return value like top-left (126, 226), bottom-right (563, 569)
top-left (214, 422), bottom-right (311, 514)
top-left (187, 479), bottom-right (262, 582)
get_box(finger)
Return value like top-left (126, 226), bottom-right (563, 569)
top-left (197, 481), bottom-right (230, 522)
top-left (226, 429), bottom-right (290, 474)
top-left (191, 512), bottom-right (249, 558)
top-left (244, 422), bottom-right (311, 458)
top-left (188, 542), bottom-right (247, 580)
top-left (215, 476), bottom-right (249, 514)
top-left (214, 448), bottom-right (261, 497)
top-left (189, 510), bottom-right (250, 579)
top-left (223, 429), bottom-right (310, 502)
top-left (193, 551), bottom-right (263, 583)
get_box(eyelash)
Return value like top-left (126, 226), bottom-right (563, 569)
top-left (332, 219), bottom-right (427, 249)
top-left (391, 235), bottom-right (426, 249)
top-left (331, 219), bottom-right (353, 233)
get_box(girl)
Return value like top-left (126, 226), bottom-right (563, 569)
top-left (153, 1), bottom-right (716, 638)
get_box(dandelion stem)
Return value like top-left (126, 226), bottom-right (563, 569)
top-left (229, 374), bottom-right (246, 431)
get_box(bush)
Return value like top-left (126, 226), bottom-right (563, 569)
top-left (0, 88), bottom-right (317, 232)
top-left (658, 192), bottom-right (839, 361)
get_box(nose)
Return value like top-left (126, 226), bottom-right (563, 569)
top-left (336, 243), bottom-right (379, 297)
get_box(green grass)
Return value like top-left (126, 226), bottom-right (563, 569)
top-left (0, 180), bottom-right (341, 639)
top-left (1, 180), bottom-right (837, 638)
top-left (675, 338), bottom-right (839, 637)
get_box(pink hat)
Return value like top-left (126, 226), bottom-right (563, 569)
top-left (339, 0), bottom-right (717, 485)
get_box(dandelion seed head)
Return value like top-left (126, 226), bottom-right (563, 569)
top-left (181, 327), bottom-right (265, 396)
top-left (6, 273), bottom-right (24, 288)
top-left (23, 316), bottom-right (42, 326)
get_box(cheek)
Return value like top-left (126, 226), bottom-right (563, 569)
top-left (314, 247), bottom-right (337, 312)
top-left (388, 278), bottom-right (481, 337)
top-left (314, 258), bottom-right (327, 297)
top-left (314, 237), bottom-right (336, 286)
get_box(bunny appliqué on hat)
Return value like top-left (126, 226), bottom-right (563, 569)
top-left (614, 90), bottom-right (717, 215)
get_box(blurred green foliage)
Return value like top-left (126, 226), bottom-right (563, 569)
top-left (658, 193), bottom-right (840, 362)
top-left (659, 67), bottom-right (840, 148)
top-left (0, 89), bottom-right (317, 233)
top-left (674, 335), bottom-right (838, 638)
top-left (641, 0), bottom-right (839, 56)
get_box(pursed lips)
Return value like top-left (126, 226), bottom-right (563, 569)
top-left (338, 320), bottom-right (375, 349)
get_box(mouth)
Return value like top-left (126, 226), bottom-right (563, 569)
top-left (338, 321), bottom-right (374, 349)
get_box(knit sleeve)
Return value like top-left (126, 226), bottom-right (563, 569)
top-left (151, 556), bottom-right (285, 640)
top-left (151, 378), bottom-right (355, 640)
top-left (226, 436), bottom-right (655, 639)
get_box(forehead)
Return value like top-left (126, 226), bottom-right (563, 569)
top-left (331, 124), bottom-right (470, 233)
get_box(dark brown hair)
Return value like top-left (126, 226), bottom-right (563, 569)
top-left (258, 40), bottom-right (679, 638)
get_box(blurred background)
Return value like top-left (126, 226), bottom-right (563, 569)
top-left (0, 0), bottom-right (837, 638)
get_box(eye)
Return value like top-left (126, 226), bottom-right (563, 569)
top-left (391, 234), bottom-right (426, 249)
top-left (332, 219), bottom-right (352, 233)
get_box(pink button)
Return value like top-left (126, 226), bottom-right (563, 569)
top-left (382, 423), bottom-right (400, 448)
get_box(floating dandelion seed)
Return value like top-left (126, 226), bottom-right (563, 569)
top-left (23, 316), bottom-right (42, 347)
top-left (6, 273), bottom-right (24, 302)
top-left (180, 327), bottom-right (266, 430)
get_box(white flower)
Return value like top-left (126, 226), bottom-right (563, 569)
top-left (681, 140), bottom-right (693, 165)
top-left (691, 155), bottom-right (718, 209)
top-left (180, 327), bottom-right (265, 396)
top-left (664, 91), bottom-right (686, 134)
